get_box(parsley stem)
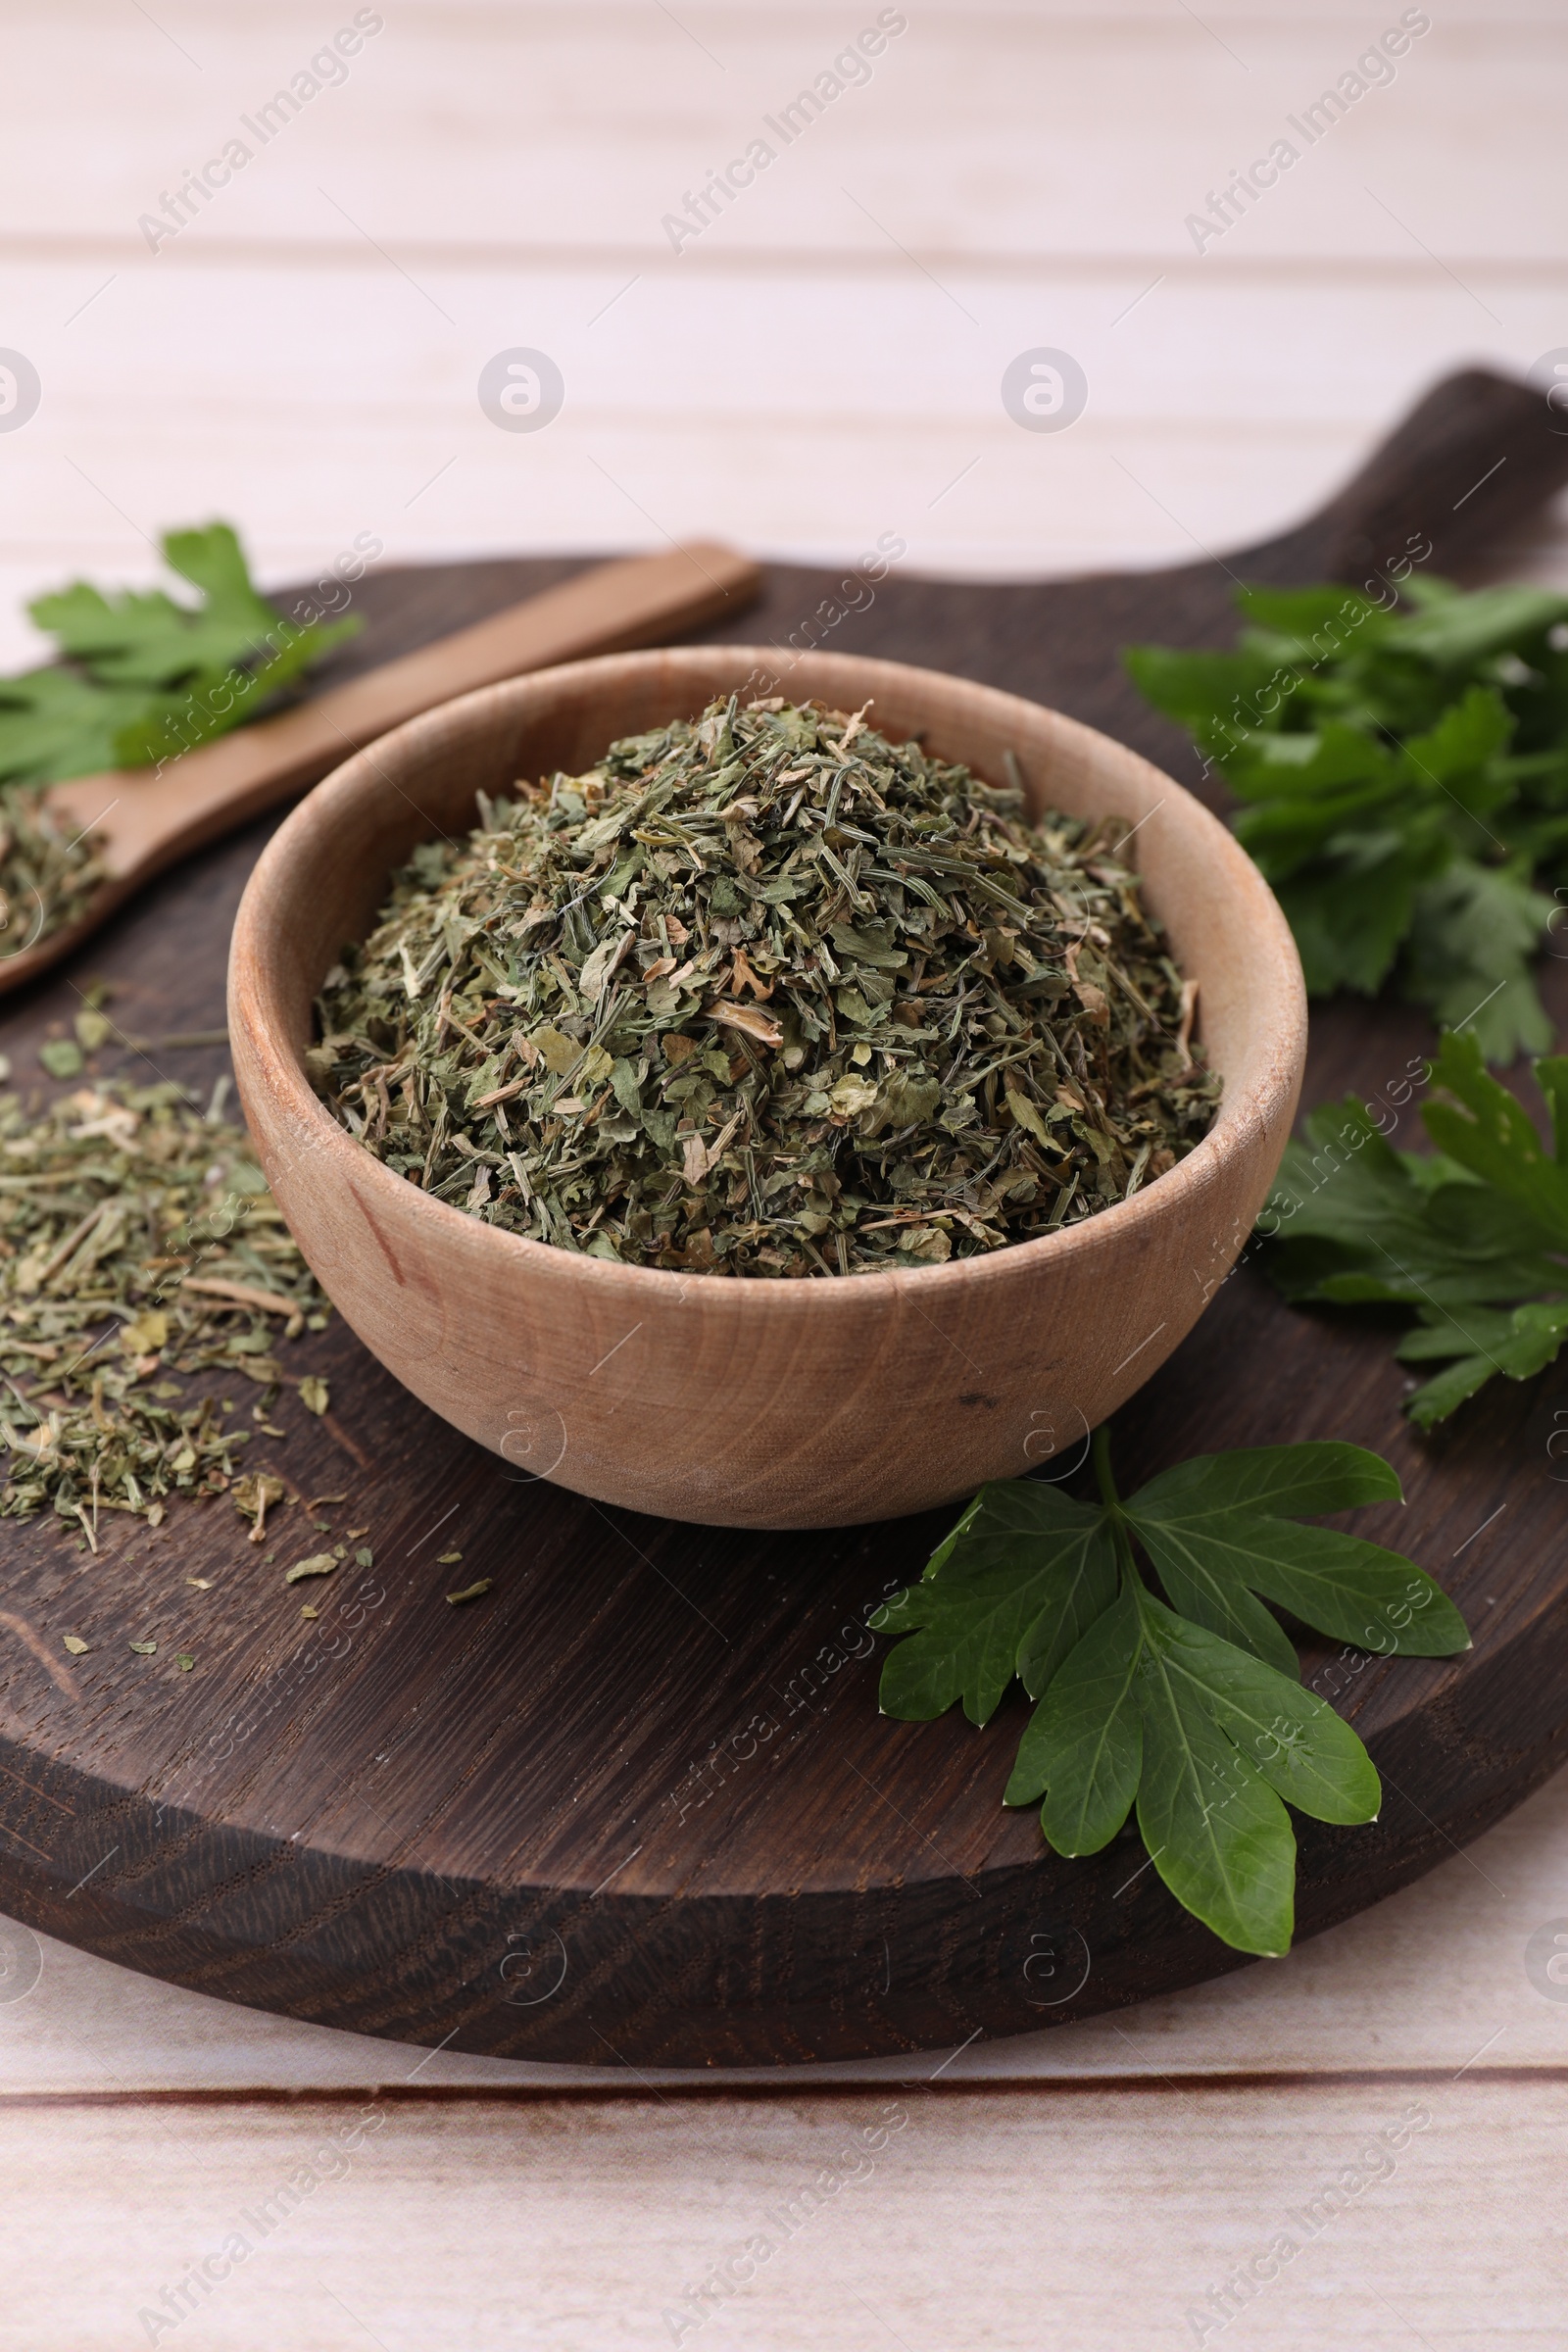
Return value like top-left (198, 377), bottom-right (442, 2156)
top-left (1091, 1421), bottom-right (1118, 1512)
top-left (1092, 1423), bottom-right (1148, 1597)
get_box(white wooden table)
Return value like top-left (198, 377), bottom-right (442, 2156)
top-left (1, 5), bottom-right (1566, 2343)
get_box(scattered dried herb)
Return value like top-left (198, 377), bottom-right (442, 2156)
top-left (285, 1552), bottom-right (338, 1584)
top-left (0, 1078), bottom-right (330, 1545)
top-left (233, 1469), bottom-right (287, 1544)
top-left (314, 696), bottom-right (1218, 1275)
top-left (875, 1426), bottom-right (1468, 1955)
top-left (446, 1578), bottom-right (492, 1604)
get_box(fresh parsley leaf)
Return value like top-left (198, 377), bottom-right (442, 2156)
top-left (1401, 862), bottom-right (1554, 1053)
top-left (874, 1429), bottom-right (1466, 1955)
top-left (0, 521), bottom-right (358, 789)
top-left (1004, 1582), bottom-right (1143, 1853)
top-left (1121, 1442), bottom-right (1465, 1659)
top-left (1264, 1029), bottom-right (1568, 1425)
top-left (875, 1482), bottom-right (1116, 1722)
top-left (0, 666), bottom-right (152, 788)
top-left (114, 615), bottom-right (356, 769)
top-left (1125, 574), bottom-right (1568, 1062)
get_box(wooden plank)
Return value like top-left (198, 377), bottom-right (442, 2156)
top-left (1, 8), bottom-right (1562, 654)
top-left (3, 6), bottom-right (1563, 261)
top-left (3, 253), bottom-right (1567, 676)
top-left (1, 2081), bottom-right (1564, 2349)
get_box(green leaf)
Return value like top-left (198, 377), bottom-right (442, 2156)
top-left (1404, 1352), bottom-right (1504, 1429)
top-left (1234, 582), bottom-right (1392, 645)
top-left (1121, 1499), bottom-right (1302, 1677)
top-left (1261, 1038), bottom-right (1568, 1424)
top-left (1134, 1606), bottom-right (1299, 1957)
top-left (1007, 1582), bottom-right (1142, 1851)
top-left (1192, 1513), bottom-right (1468, 1656)
top-left (1120, 643), bottom-right (1279, 739)
top-left (113, 613), bottom-right (358, 767)
top-left (1126, 1440), bottom-right (1402, 1520)
top-left (164, 519), bottom-right (280, 628)
top-left (1124, 572), bottom-right (1568, 1061)
top-left (1121, 1440), bottom-right (1467, 1657)
top-left (0, 521), bottom-right (360, 789)
top-left (1421, 1030), bottom-right (1568, 1241)
top-left (874, 1481), bottom-right (1116, 1726)
top-left (1265, 1096), bottom-right (1564, 1309)
top-left (1228, 719), bottom-right (1396, 808)
top-left (1156, 1615), bottom-right (1380, 1827)
top-left (1392, 583), bottom-right (1568, 669)
top-left (875, 1429), bottom-right (1463, 1957)
top-left (1403, 864), bottom-right (1554, 1065)
top-left (1276, 860), bottom-right (1414, 998)
top-left (0, 665), bottom-right (152, 787)
top-left (1400, 683), bottom-right (1514, 798)
top-left (1537, 1056), bottom-right (1568, 1164)
top-left (1398, 1298), bottom-right (1568, 1429)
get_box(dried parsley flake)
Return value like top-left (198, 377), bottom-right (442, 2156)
top-left (0, 1079), bottom-right (329, 1544)
top-left (314, 697), bottom-right (1219, 1277)
top-left (446, 1577), bottom-right (492, 1604)
top-left (284, 1551), bottom-right (337, 1584)
top-left (0, 795), bottom-right (107, 962)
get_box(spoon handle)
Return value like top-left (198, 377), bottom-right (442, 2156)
top-left (43, 542), bottom-right (760, 885)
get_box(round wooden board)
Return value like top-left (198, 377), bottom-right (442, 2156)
top-left (2, 372), bottom-right (1567, 2069)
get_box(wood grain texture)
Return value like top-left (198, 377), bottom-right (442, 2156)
top-left (4, 4), bottom-right (1566, 666)
top-left (228, 642), bottom-right (1304, 1525)
top-left (2, 2082), bottom-right (1565, 2352)
top-left (0, 372), bottom-right (1565, 2069)
top-left (2, 1755), bottom-right (1567, 2092)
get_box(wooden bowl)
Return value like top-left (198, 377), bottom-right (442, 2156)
top-left (229, 648), bottom-right (1305, 1528)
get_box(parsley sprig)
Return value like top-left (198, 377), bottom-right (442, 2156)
top-left (1125, 575), bottom-right (1568, 1063)
top-left (0, 521), bottom-right (358, 788)
top-left (1265, 1027), bottom-right (1568, 1427)
top-left (874, 1429), bottom-right (1467, 1956)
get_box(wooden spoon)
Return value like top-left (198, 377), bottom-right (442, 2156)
top-left (0, 540), bottom-right (760, 995)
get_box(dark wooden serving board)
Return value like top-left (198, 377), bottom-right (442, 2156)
top-left (1, 369), bottom-right (1567, 2069)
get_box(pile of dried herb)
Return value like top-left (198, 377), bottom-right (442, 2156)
top-left (0, 1079), bottom-right (330, 1545)
top-left (0, 793), bottom-right (108, 960)
top-left (313, 696), bottom-right (1218, 1276)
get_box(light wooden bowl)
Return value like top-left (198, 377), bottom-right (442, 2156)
top-left (230, 648), bottom-right (1305, 1529)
